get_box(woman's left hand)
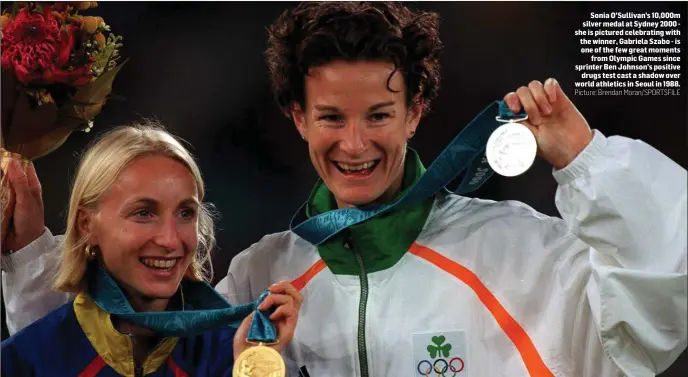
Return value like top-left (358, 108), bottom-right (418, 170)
top-left (233, 281), bottom-right (303, 358)
top-left (503, 78), bottom-right (594, 170)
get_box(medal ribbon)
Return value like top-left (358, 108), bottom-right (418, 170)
top-left (86, 100), bottom-right (523, 337)
top-left (88, 262), bottom-right (277, 341)
top-left (290, 100), bottom-right (527, 245)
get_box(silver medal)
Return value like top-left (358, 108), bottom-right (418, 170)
top-left (486, 120), bottom-right (537, 177)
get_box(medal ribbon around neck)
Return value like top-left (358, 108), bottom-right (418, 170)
top-left (87, 100), bottom-right (526, 337)
top-left (88, 263), bottom-right (277, 341)
top-left (290, 100), bottom-right (528, 246)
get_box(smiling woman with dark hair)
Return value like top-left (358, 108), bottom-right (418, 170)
top-left (233, 3), bottom-right (687, 376)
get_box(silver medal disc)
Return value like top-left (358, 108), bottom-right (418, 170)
top-left (486, 122), bottom-right (537, 177)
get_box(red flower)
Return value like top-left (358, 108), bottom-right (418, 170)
top-left (50, 23), bottom-right (92, 86)
top-left (56, 22), bottom-right (75, 66)
top-left (1, 5), bottom-right (93, 87)
top-left (1, 6), bottom-right (60, 84)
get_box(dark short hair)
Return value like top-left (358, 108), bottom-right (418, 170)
top-left (265, 1), bottom-right (443, 118)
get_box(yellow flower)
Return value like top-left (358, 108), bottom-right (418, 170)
top-left (1, 14), bottom-right (10, 29)
top-left (80, 16), bottom-right (103, 35)
top-left (67, 14), bottom-right (83, 24)
top-left (75, 2), bottom-right (98, 11)
top-left (94, 32), bottom-right (105, 47)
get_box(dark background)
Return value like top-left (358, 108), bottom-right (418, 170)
top-left (2, 2), bottom-right (686, 374)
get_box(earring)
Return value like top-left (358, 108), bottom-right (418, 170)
top-left (85, 245), bottom-right (96, 260)
top-left (408, 130), bottom-right (416, 140)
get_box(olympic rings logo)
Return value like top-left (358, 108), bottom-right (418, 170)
top-left (416, 357), bottom-right (465, 377)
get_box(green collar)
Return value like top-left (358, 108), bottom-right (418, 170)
top-left (306, 149), bottom-right (434, 275)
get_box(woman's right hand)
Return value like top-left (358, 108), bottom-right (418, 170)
top-left (233, 281), bottom-right (303, 358)
top-left (2, 160), bottom-right (45, 254)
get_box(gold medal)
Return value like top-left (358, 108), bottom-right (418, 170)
top-left (232, 342), bottom-right (286, 377)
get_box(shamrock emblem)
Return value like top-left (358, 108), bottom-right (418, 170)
top-left (427, 336), bottom-right (452, 358)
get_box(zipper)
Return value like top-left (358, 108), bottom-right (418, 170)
top-left (126, 330), bottom-right (170, 377)
top-left (129, 335), bottom-right (143, 377)
top-left (346, 236), bottom-right (370, 377)
top-left (128, 334), bottom-right (145, 377)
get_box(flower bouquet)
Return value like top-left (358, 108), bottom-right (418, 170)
top-left (1, 1), bottom-right (126, 244)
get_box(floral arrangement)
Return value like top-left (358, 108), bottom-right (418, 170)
top-left (1, 1), bottom-right (126, 243)
top-left (1, 1), bottom-right (125, 158)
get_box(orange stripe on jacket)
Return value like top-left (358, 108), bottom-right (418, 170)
top-left (78, 355), bottom-right (106, 377)
top-left (291, 259), bottom-right (327, 291)
top-left (409, 242), bottom-right (554, 377)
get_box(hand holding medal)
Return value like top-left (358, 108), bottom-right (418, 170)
top-left (233, 282), bottom-right (303, 377)
top-left (490, 78), bottom-right (594, 175)
top-left (290, 79), bottom-right (593, 245)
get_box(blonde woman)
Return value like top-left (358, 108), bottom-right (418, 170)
top-left (1, 123), bottom-right (301, 376)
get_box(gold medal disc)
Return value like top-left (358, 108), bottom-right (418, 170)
top-left (232, 344), bottom-right (286, 377)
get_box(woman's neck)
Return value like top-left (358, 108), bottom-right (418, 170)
top-left (112, 296), bottom-right (172, 366)
top-left (113, 317), bottom-right (157, 337)
top-left (112, 295), bottom-right (169, 336)
top-left (129, 295), bottom-right (170, 313)
top-left (115, 289), bottom-right (180, 335)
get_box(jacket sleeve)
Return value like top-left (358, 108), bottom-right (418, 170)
top-left (219, 243), bottom-right (263, 306)
top-left (218, 246), bottom-right (303, 377)
top-left (554, 130), bottom-right (687, 375)
top-left (204, 326), bottom-right (236, 377)
top-left (0, 341), bottom-right (36, 377)
top-left (1, 227), bottom-right (73, 335)
top-left (216, 269), bottom-right (248, 306)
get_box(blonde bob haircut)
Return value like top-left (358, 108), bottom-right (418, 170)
top-left (54, 120), bottom-right (216, 294)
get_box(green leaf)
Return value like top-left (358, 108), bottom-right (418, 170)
top-left (60, 58), bottom-right (129, 122)
top-left (431, 336), bottom-right (445, 346)
top-left (427, 345), bottom-right (438, 359)
top-left (73, 57), bottom-right (129, 104)
top-left (440, 344), bottom-right (452, 358)
top-left (20, 123), bottom-right (76, 160)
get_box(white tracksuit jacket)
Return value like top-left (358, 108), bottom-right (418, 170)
top-left (2, 131), bottom-right (686, 377)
